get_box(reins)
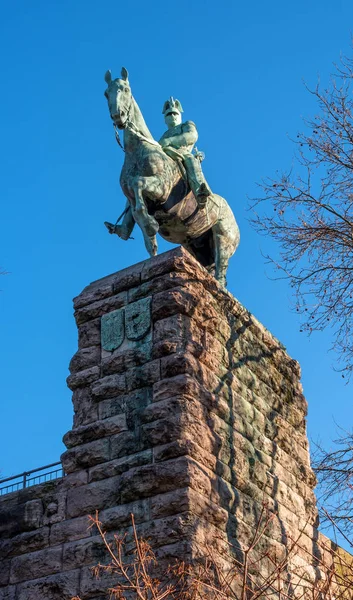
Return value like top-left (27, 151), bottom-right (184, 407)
top-left (113, 94), bottom-right (161, 151)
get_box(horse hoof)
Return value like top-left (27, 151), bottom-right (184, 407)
top-left (217, 277), bottom-right (227, 288)
top-left (145, 237), bottom-right (158, 256)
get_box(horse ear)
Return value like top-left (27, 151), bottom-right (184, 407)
top-left (104, 70), bottom-right (112, 84)
top-left (121, 67), bottom-right (129, 82)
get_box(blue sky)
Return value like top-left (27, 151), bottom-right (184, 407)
top-left (0, 0), bottom-right (352, 502)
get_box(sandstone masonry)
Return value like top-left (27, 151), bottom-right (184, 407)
top-left (0, 247), bottom-right (327, 599)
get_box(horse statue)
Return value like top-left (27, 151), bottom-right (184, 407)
top-left (103, 67), bottom-right (240, 287)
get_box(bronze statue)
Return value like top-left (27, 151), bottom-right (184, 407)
top-left (104, 68), bottom-right (240, 287)
top-left (159, 97), bottom-right (212, 209)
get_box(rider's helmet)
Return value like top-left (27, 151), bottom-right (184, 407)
top-left (162, 97), bottom-right (183, 116)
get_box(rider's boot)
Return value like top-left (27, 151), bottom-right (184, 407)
top-left (196, 183), bottom-right (211, 209)
top-left (183, 154), bottom-right (213, 210)
top-left (104, 221), bottom-right (131, 240)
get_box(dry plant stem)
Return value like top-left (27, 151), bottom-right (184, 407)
top-left (131, 513), bottom-right (158, 600)
top-left (72, 505), bottom-right (353, 600)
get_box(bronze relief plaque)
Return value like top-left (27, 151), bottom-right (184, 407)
top-left (101, 308), bottom-right (125, 351)
top-left (125, 297), bottom-right (152, 341)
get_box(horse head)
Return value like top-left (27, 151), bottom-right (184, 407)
top-left (104, 67), bottom-right (132, 129)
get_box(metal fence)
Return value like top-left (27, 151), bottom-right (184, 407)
top-left (0, 462), bottom-right (65, 496)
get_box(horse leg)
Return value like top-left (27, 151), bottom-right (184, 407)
top-left (131, 178), bottom-right (159, 235)
top-left (211, 196), bottom-right (240, 287)
top-left (212, 220), bottom-right (235, 287)
top-left (131, 176), bottom-right (166, 257)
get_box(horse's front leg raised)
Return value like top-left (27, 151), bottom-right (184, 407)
top-left (131, 177), bottom-right (160, 257)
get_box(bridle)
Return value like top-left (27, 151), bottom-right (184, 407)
top-left (112, 91), bottom-right (160, 152)
top-left (112, 92), bottom-right (133, 152)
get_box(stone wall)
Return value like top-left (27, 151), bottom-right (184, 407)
top-left (0, 247), bottom-right (324, 599)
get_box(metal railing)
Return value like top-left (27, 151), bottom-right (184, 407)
top-left (0, 462), bottom-right (65, 496)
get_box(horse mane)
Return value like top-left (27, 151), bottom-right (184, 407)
top-left (129, 96), bottom-right (155, 141)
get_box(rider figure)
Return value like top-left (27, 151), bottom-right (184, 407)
top-left (159, 97), bottom-right (212, 209)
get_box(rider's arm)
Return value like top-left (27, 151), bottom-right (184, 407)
top-left (163, 121), bottom-right (198, 149)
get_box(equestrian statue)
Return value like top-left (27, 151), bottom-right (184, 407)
top-left (103, 67), bottom-right (240, 287)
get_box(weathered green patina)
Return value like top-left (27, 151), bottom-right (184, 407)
top-left (125, 297), bottom-right (151, 341)
top-left (103, 68), bottom-right (240, 287)
top-left (101, 308), bottom-right (124, 351)
top-left (159, 97), bottom-right (212, 208)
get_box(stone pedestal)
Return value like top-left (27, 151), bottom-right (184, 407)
top-left (0, 247), bottom-right (322, 599)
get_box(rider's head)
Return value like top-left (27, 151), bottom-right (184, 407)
top-left (162, 97), bottom-right (183, 129)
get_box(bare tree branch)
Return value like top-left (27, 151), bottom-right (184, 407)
top-left (249, 48), bottom-right (353, 379)
top-left (313, 428), bottom-right (353, 539)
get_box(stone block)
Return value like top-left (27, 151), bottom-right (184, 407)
top-left (0, 498), bottom-right (41, 538)
top-left (128, 270), bottom-right (192, 303)
top-left (61, 438), bottom-right (110, 473)
top-left (160, 351), bottom-right (200, 380)
top-left (153, 439), bottom-right (217, 472)
top-left (50, 516), bottom-right (91, 545)
top-left (72, 386), bottom-right (98, 427)
top-left (78, 318), bottom-right (101, 349)
top-left (0, 527), bottom-right (49, 560)
top-left (140, 246), bottom-right (194, 282)
top-left (69, 346), bottom-right (101, 374)
top-left (152, 287), bottom-right (198, 323)
top-left (10, 546), bottom-right (62, 583)
top-left (67, 366), bottom-right (100, 390)
top-left (110, 263), bottom-right (142, 294)
top-left (125, 359), bottom-right (161, 392)
top-left (88, 450), bottom-right (152, 482)
top-left (152, 339), bottom-right (179, 359)
top-left (101, 341), bottom-right (152, 376)
top-left (132, 512), bottom-right (207, 552)
top-left (63, 414), bottom-right (127, 448)
top-left (73, 280), bottom-right (114, 310)
top-left (0, 559), bottom-right (10, 586)
top-left (60, 470), bottom-right (89, 490)
top-left (79, 565), bottom-right (117, 598)
top-left (153, 540), bottom-right (194, 565)
top-left (118, 456), bottom-right (213, 504)
top-left (141, 415), bottom-right (220, 461)
top-left (91, 373), bottom-right (126, 398)
top-left (141, 395), bottom-right (209, 425)
top-left (16, 569), bottom-right (80, 600)
top-left (62, 535), bottom-right (106, 570)
top-left (98, 387), bottom-right (151, 422)
top-left (98, 499), bottom-right (148, 531)
top-left (153, 314), bottom-right (191, 349)
top-left (110, 431), bottom-right (139, 459)
top-left (0, 586), bottom-right (16, 600)
top-left (66, 476), bottom-right (120, 518)
top-left (74, 291), bottom-right (127, 325)
top-left (152, 372), bottom-right (208, 403)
